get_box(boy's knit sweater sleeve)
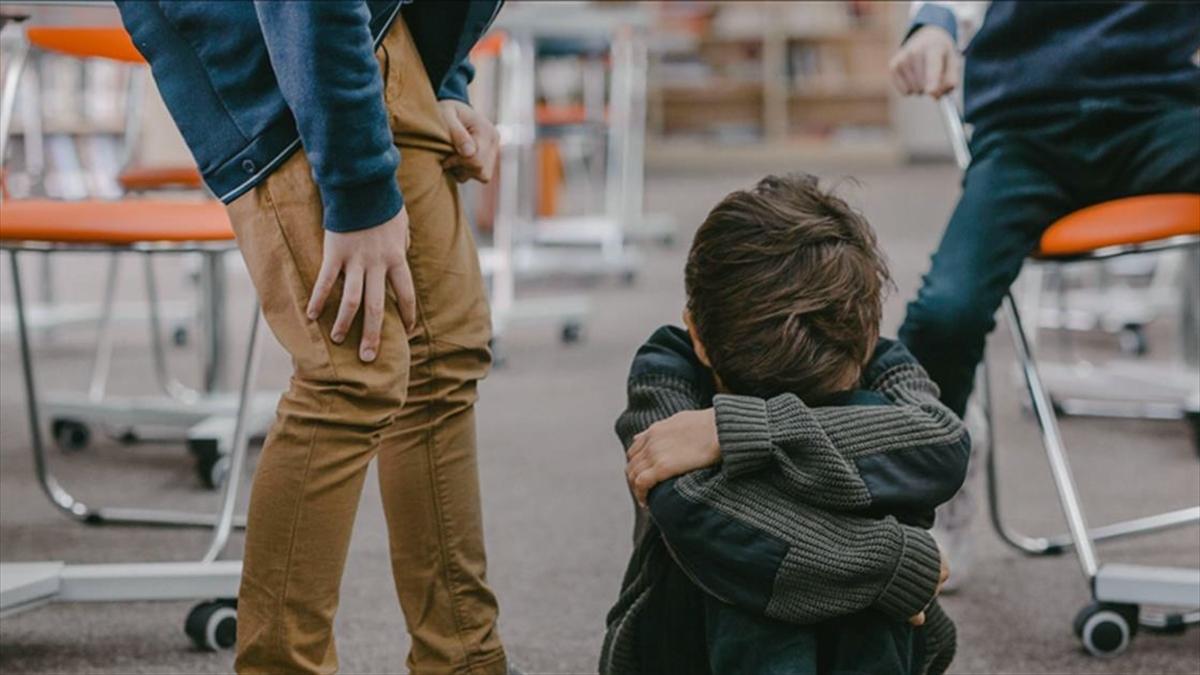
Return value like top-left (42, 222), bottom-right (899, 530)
top-left (617, 327), bottom-right (944, 624)
top-left (715, 338), bottom-right (971, 523)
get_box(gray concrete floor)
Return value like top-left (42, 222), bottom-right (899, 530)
top-left (1, 164), bottom-right (1198, 674)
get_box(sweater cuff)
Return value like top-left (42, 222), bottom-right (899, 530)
top-left (875, 525), bottom-right (943, 621)
top-left (714, 394), bottom-right (775, 478)
top-left (319, 174), bottom-right (404, 233)
top-left (906, 3), bottom-right (957, 45)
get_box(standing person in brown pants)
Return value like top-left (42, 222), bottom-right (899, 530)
top-left (117, 2), bottom-right (511, 673)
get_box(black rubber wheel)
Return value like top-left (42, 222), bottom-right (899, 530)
top-left (52, 418), bottom-right (91, 452)
top-left (185, 600), bottom-right (237, 651)
top-left (1118, 324), bottom-right (1148, 357)
top-left (1074, 602), bottom-right (1137, 657)
top-left (195, 454), bottom-right (230, 490)
top-left (172, 325), bottom-right (190, 347)
top-left (1186, 412), bottom-right (1200, 457)
top-left (561, 321), bottom-right (583, 345)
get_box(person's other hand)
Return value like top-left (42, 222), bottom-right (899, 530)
top-left (890, 25), bottom-right (959, 99)
top-left (625, 408), bottom-right (721, 508)
top-left (909, 542), bottom-right (951, 626)
top-left (305, 207), bottom-right (416, 363)
top-left (438, 99), bottom-right (499, 184)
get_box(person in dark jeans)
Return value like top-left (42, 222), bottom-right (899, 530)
top-left (890, 0), bottom-right (1200, 588)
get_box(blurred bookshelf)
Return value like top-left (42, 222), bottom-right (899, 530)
top-left (645, 1), bottom-right (902, 169)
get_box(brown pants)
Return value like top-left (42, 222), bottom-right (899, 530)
top-left (226, 17), bottom-right (504, 675)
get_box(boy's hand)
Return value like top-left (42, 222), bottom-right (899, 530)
top-left (437, 99), bottom-right (499, 183)
top-left (626, 409), bottom-right (720, 508)
top-left (909, 543), bottom-right (951, 626)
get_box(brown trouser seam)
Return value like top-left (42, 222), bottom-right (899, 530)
top-left (260, 178), bottom-right (361, 668)
top-left (406, 243), bottom-right (477, 670)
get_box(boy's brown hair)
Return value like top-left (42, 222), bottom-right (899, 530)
top-left (684, 173), bottom-right (891, 401)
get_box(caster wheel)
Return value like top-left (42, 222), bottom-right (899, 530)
top-left (172, 325), bottom-right (190, 347)
top-left (561, 321), bottom-right (583, 345)
top-left (620, 269), bottom-right (637, 286)
top-left (195, 454), bottom-right (230, 490)
top-left (1074, 602), bottom-right (1137, 657)
top-left (52, 418), bottom-right (91, 452)
top-left (186, 600), bottom-right (237, 651)
top-left (1118, 324), bottom-right (1147, 356)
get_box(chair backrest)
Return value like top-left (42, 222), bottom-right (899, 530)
top-left (25, 26), bottom-right (144, 64)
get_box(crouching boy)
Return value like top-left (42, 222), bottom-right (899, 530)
top-left (601, 174), bottom-right (970, 675)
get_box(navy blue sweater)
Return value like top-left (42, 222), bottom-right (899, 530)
top-left (118, 1), bottom-right (502, 233)
top-left (912, 2), bottom-right (1200, 130)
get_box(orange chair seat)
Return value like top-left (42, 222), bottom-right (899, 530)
top-left (26, 27), bottom-right (145, 64)
top-left (536, 103), bottom-right (607, 126)
top-left (118, 166), bottom-right (205, 191)
top-left (0, 199), bottom-right (233, 245)
top-left (1037, 194), bottom-right (1200, 259)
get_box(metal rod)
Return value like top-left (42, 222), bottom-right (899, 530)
top-left (87, 252), bottom-right (121, 402)
top-left (10, 248), bottom-right (248, 532)
top-left (117, 66), bottom-right (146, 172)
top-left (0, 36), bottom-right (30, 168)
top-left (982, 351), bottom-right (1061, 553)
top-left (199, 250), bottom-right (228, 393)
top-left (90, 508), bottom-right (247, 530)
top-left (938, 96), bottom-right (971, 172)
top-left (203, 300), bottom-right (263, 563)
top-left (9, 249), bottom-right (92, 519)
top-left (1039, 507), bottom-right (1200, 550)
top-left (1004, 293), bottom-right (1100, 578)
top-left (143, 251), bottom-right (199, 404)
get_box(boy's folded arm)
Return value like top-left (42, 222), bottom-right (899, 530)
top-left (615, 326), bottom-right (715, 449)
top-left (714, 341), bottom-right (970, 515)
top-left (646, 473), bottom-right (943, 625)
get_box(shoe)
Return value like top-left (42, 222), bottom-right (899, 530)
top-left (932, 399), bottom-right (986, 594)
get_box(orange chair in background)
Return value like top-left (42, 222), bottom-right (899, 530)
top-left (23, 26), bottom-right (205, 195)
top-left (0, 22), bottom-right (259, 651)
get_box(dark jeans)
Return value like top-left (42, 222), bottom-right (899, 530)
top-left (898, 103), bottom-right (1200, 417)
top-left (636, 559), bottom-right (921, 675)
top-left (705, 597), bottom-right (922, 675)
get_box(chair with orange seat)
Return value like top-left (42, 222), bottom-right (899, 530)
top-left (0, 20), bottom-right (260, 650)
top-left (939, 98), bottom-right (1200, 657)
top-left (2, 23), bottom-right (264, 484)
top-left (21, 26), bottom-right (205, 195)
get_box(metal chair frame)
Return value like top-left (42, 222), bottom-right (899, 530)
top-left (1, 20), bottom-right (265, 487)
top-left (938, 97), bottom-right (1200, 649)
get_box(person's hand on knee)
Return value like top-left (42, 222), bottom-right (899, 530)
top-left (305, 207), bottom-right (418, 363)
top-left (438, 100), bottom-right (500, 184)
top-left (890, 25), bottom-right (960, 99)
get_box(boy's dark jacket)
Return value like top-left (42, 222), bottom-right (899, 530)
top-left (600, 326), bottom-right (971, 675)
top-left (116, 0), bottom-right (502, 233)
